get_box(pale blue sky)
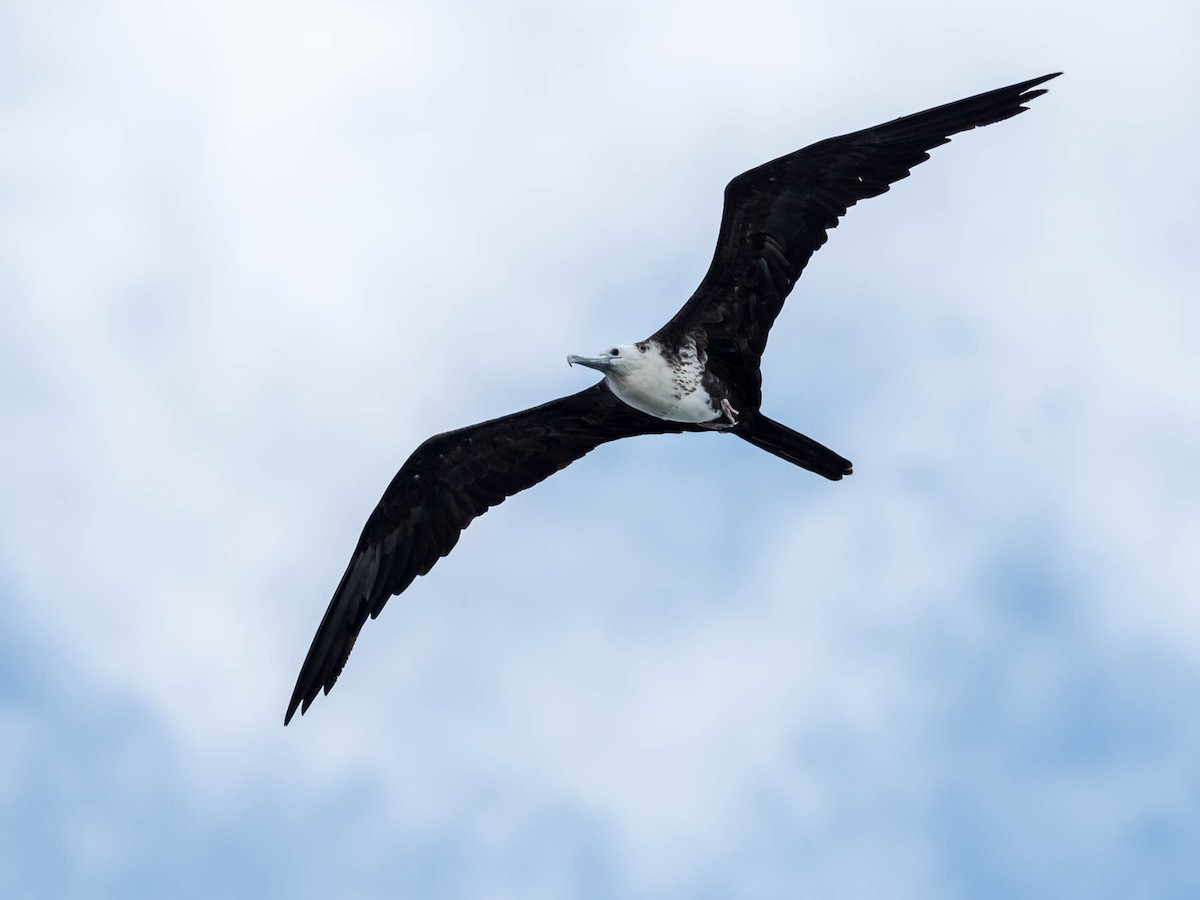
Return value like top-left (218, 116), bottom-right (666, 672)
top-left (2, 0), bottom-right (1198, 897)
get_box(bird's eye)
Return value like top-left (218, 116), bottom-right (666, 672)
top-left (610, 348), bottom-right (620, 356)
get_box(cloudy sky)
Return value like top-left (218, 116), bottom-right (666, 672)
top-left (2, 0), bottom-right (1198, 897)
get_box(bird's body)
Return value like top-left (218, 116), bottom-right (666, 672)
top-left (573, 340), bottom-right (723, 424)
top-left (286, 72), bottom-right (1060, 724)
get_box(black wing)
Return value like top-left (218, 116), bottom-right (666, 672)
top-left (654, 73), bottom-right (1060, 406)
top-left (285, 381), bottom-right (697, 724)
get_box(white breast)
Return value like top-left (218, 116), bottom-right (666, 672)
top-left (605, 341), bottom-right (716, 423)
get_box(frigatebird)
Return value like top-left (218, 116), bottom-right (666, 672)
top-left (285, 72), bottom-right (1059, 724)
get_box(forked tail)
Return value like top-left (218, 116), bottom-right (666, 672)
top-left (738, 415), bottom-right (853, 481)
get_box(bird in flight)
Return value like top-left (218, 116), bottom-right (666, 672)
top-left (286, 72), bottom-right (1059, 724)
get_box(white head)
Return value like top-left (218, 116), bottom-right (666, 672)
top-left (566, 343), bottom-right (649, 383)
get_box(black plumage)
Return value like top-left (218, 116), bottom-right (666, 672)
top-left (286, 73), bottom-right (1058, 724)
top-left (288, 384), bottom-right (701, 722)
top-left (653, 72), bottom-right (1060, 412)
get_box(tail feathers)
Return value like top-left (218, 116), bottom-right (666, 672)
top-left (738, 415), bottom-right (853, 481)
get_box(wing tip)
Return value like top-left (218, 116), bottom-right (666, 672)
top-left (1005, 72), bottom-right (1062, 115)
top-left (1014, 71), bottom-right (1062, 107)
top-left (283, 695), bottom-right (301, 726)
top-left (283, 675), bottom-right (329, 725)
top-left (822, 459), bottom-right (854, 481)
top-left (282, 681), bottom-right (314, 729)
top-left (1017, 71), bottom-right (1062, 90)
